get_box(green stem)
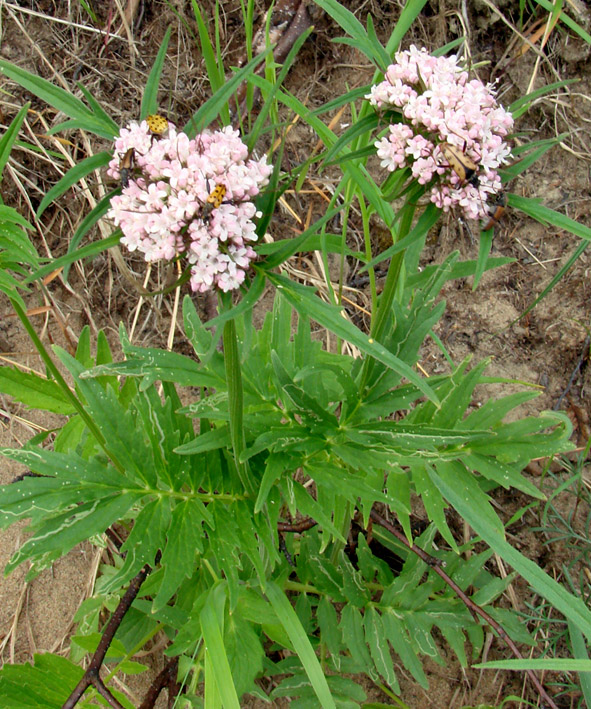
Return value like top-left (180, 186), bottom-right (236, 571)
top-left (222, 312), bottom-right (255, 494)
top-left (10, 297), bottom-right (125, 473)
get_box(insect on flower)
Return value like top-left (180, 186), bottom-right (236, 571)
top-left (146, 113), bottom-right (169, 140)
top-left (119, 148), bottom-right (135, 189)
top-left (482, 191), bottom-right (507, 231)
top-left (438, 141), bottom-right (480, 188)
top-left (199, 182), bottom-right (227, 223)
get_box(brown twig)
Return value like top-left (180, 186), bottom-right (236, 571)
top-left (277, 516), bottom-right (317, 532)
top-left (369, 508), bottom-right (560, 709)
top-left (138, 657), bottom-right (180, 709)
top-left (63, 564), bottom-right (151, 708)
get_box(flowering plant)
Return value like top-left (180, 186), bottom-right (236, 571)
top-left (367, 46), bottom-right (513, 220)
top-left (107, 121), bottom-right (272, 292)
top-left (0, 5), bottom-right (588, 708)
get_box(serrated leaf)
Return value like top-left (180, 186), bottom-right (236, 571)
top-left (293, 482), bottom-right (345, 542)
top-left (5, 492), bottom-right (141, 575)
top-left (411, 462), bottom-right (458, 553)
top-left (317, 596), bottom-right (344, 671)
top-left (438, 623), bottom-right (467, 667)
top-left (464, 453), bottom-right (543, 498)
top-left (355, 533), bottom-right (394, 586)
top-left (339, 605), bottom-right (376, 680)
top-left (364, 607), bottom-right (399, 691)
top-left (404, 614), bottom-right (439, 659)
top-left (153, 499), bottom-right (209, 611)
top-left (234, 500), bottom-right (266, 584)
top-left (0, 367), bottom-right (75, 414)
top-left (255, 452), bottom-right (290, 513)
top-left (338, 551), bottom-right (370, 607)
top-left (120, 497), bottom-right (169, 559)
top-left (0, 653), bottom-right (83, 708)
top-left (306, 554), bottom-right (346, 601)
top-left (224, 611), bottom-right (264, 697)
top-left (381, 611), bottom-right (428, 689)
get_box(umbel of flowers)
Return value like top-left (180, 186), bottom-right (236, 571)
top-left (366, 46), bottom-right (513, 220)
top-left (107, 122), bottom-right (272, 293)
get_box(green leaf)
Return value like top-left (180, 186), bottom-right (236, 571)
top-left (385, 0), bottom-right (429, 55)
top-left (24, 232), bottom-right (122, 285)
top-left (475, 658), bottom-right (591, 671)
top-left (411, 462), bottom-right (458, 553)
top-left (0, 60), bottom-right (116, 139)
top-left (175, 424), bottom-right (231, 454)
top-left (141, 27), bottom-right (172, 118)
top-left (568, 619), bottom-right (591, 708)
top-left (36, 151), bottom-right (112, 217)
top-left (266, 582), bottom-right (336, 709)
top-left (509, 80), bottom-right (578, 119)
top-left (183, 49), bottom-right (271, 135)
top-left (153, 499), bottom-right (208, 610)
top-left (191, 1), bottom-right (224, 93)
top-left (433, 460), bottom-right (504, 538)
top-left (364, 607), bottom-right (399, 691)
top-left (338, 551), bottom-right (370, 607)
top-left (0, 366), bottom-right (75, 414)
top-left (267, 272), bottom-right (439, 406)
top-left (381, 611), bottom-right (428, 689)
top-left (509, 193), bottom-right (591, 241)
top-left (0, 653), bottom-right (84, 708)
top-left (200, 590), bottom-right (241, 709)
top-left (339, 605), bottom-right (376, 680)
top-left (464, 452), bottom-right (543, 498)
top-left (76, 83), bottom-right (119, 134)
top-left (255, 452), bottom-right (290, 513)
top-left (438, 623), bottom-right (467, 667)
top-left (120, 497), bottom-right (169, 559)
top-left (312, 0), bottom-right (389, 68)
top-left (362, 203), bottom-right (441, 272)
top-left (224, 611), bottom-right (264, 697)
top-left (293, 481), bottom-right (345, 542)
top-left (429, 467), bottom-right (591, 641)
top-left (5, 492), bottom-right (141, 575)
top-left (0, 103), bottom-right (29, 181)
top-left (317, 596), bottom-right (344, 671)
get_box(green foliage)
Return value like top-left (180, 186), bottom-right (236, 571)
top-left (0, 278), bottom-right (578, 704)
top-left (0, 654), bottom-right (84, 708)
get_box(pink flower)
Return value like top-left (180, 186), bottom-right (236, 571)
top-left (107, 120), bottom-right (270, 293)
top-left (367, 46), bottom-right (513, 222)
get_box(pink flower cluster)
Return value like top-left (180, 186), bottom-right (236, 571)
top-left (107, 121), bottom-right (272, 292)
top-left (366, 46), bottom-right (513, 220)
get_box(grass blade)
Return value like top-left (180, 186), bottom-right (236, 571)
top-left (141, 27), bottom-right (172, 118)
top-left (265, 582), bottom-right (336, 709)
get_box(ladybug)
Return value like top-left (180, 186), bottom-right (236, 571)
top-left (146, 114), bottom-right (169, 139)
top-left (200, 183), bottom-right (228, 223)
